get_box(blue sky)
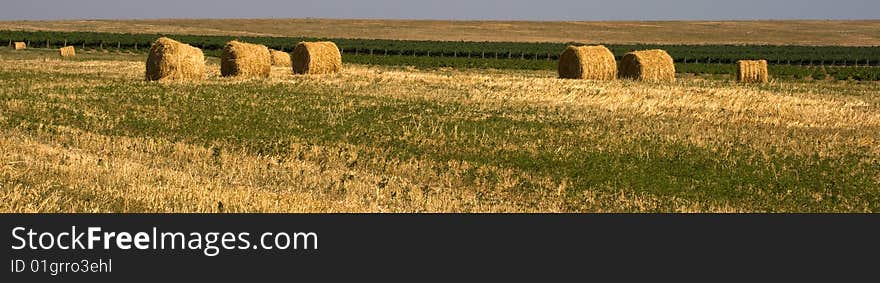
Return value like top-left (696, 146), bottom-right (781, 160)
top-left (1, 0), bottom-right (877, 21)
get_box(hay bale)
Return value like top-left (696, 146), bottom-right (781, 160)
top-left (145, 37), bottom-right (206, 82)
top-left (292, 41), bottom-right (342, 75)
top-left (59, 46), bottom-right (76, 57)
top-left (618, 49), bottom-right (675, 83)
top-left (220, 40), bottom-right (271, 78)
top-left (737, 60), bottom-right (769, 83)
top-left (269, 49), bottom-right (291, 67)
top-left (13, 42), bottom-right (25, 50)
top-left (558, 45), bottom-right (617, 80)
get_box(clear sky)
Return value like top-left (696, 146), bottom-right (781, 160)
top-left (1, 0), bottom-right (877, 21)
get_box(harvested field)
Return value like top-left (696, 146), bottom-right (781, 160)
top-left (1, 50), bottom-right (879, 212)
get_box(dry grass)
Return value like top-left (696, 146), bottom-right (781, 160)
top-left (558, 45), bottom-right (616, 80)
top-left (2, 19), bottom-right (879, 46)
top-left (1, 50), bottom-right (879, 212)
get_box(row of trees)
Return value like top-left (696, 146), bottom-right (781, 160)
top-left (4, 30), bottom-right (880, 66)
top-left (4, 30), bottom-right (879, 80)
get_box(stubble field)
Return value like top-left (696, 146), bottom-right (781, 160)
top-left (1, 48), bottom-right (878, 212)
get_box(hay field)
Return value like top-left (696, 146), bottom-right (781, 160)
top-left (2, 19), bottom-right (879, 46)
top-left (1, 48), bottom-right (879, 212)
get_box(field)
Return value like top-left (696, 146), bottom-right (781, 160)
top-left (2, 19), bottom-right (879, 46)
top-left (1, 48), bottom-right (878, 212)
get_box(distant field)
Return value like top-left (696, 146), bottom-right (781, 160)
top-left (1, 19), bottom-right (879, 46)
top-left (1, 48), bottom-right (879, 212)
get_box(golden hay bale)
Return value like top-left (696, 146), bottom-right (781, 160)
top-left (145, 37), bottom-right (206, 82)
top-left (221, 40), bottom-right (271, 78)
top-left (292, 41), bottom-right (342, 75)
top-left (13, 42), bottom-right (26, 50)
top-left (737, 60), bottom-right (769, 83)
top-left (618, 49), bottom-right (676, 83)
top-left (558, 45), bottom-right (617, 80)
top-left (59, 46), bottom-right (76, 57)
top-left (269, 49), bottom-right (292, 67)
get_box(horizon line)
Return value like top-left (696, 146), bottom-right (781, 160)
top-left (2, 17), bottom-right (880, 22)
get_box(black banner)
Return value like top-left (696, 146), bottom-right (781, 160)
top-left (1, 214), bottom-right (878, 281)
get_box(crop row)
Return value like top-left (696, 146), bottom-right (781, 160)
top-left (6, 30), bottom-right (879, 81)
top-left (3, 30), bottom-right (880, 66)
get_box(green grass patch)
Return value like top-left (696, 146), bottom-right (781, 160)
top-left (2, 72), bottom-right (877, 212)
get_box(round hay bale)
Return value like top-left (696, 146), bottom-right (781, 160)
top-left (13, 42), bottom-right (26, 50)
top-left (59, 46), bottom-right (76, 57)
top-left (269, 49), bottom-right (292, 67)
top-left (558, 45), bottom-right (617, 80)
top-left (618, 49), bottom-right (675, 83)
top-left (737, 60), bottom-right (769, 83)
top-left (145, 37), bottom-right (206, 82)
top-left (221, 40), bottom-right (271, 78)
top-left (292, 41), bottom-right (342, 75)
